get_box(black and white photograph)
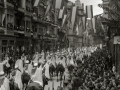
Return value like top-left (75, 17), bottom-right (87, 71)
top-left (0, 0), bottom-right (119, 90)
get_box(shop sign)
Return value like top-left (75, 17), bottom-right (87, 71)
top-left (114, 36), bottom-right (120, 44)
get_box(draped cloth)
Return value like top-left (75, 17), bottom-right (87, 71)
top-left (31, 67), bottom-right (43, 87)
top-left (39, 55), bottom-right (45, 64)
top-left (15, 60), bottom-right (24, 73)
top-left (44, 63), bottom-right (50, 79)
top-left (50, 57), bottom-right (56, 67)
top-left (0, 85), bottom-right (6, 90)
top-left (0, 63), bottom-right (3, 72)
top-left (69, 58), bottom-right (74, 65)
top-left (61, 57), bottom-right (66, 68)
top-left (3, 78), bottom-right (10, 90)
top-left (56, 56), bottom-right (60, 65)
top-left (27, 64), bottom-right (33, 75)
top-left (14, 70), bottom-right (23, 90)
top-left (33, 54), bottom-right (39, 63)
top-left (66, 57), bottom-right (70, 66)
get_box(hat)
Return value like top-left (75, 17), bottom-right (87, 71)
top-left (15, 65), bottom-right (18, 69)
top-left (25, 60), bottom-right (29, 64)
top-left (34, 63), bottom-right (38, 67)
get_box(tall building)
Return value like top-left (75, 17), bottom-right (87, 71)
top-left (0, 0), bottom-right (58, 61)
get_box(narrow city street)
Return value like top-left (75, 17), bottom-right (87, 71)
top-left (0, 0), bottom-right (120, 90)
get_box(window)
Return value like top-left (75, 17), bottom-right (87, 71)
top-left (21, 20), bottom-right (25, 27)
top-left (26, 21), bottom-right (30, 28)
top-left (2, 47), bottom-right (7, 54)
top-left (7, 14), bottom-right (13, 23)
top-left (2, 40), bottom-right (7, 45)
top-left (9, 40), bottom-right (14, 45)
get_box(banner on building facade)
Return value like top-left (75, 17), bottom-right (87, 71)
top-left (34, 0), bottom-right (40, 7)
top-left (55, 0), bottom-right (63, 9)
top-left (71, 6), bottom-right (78, 30)
top-left (114, 36), bottom-right (120, 44)
top-left (92, 16), bottom-right (96, 33)
top-left (86, 5), bottom-right (93, 18)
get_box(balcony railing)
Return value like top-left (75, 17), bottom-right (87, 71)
top-left (14, 25), bottom-right (25, 31)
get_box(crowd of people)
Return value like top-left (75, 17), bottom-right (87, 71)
top-left (63, 48), bottom-right (120, 90)
top-left (0, 46), bottom-right (119, 90)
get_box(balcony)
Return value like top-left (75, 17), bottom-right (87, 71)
top-left (14, 25), bottom-right (25, 34)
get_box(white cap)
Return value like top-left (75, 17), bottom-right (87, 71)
top-left (34, 63), bottom-right (38, 67)
top-left (25, 60), bottom-right (29, 64)
top-left (15, 65), bottom-right (18, 69)
top-left (34, 81), bottom-right (43, 87)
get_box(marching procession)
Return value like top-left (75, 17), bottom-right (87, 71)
top-left (0, 46), bottom-right (119, 90)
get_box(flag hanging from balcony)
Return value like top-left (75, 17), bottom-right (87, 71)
top-left (62, 15), bottom-right (67, 26)
top-left (71, 6), bottom-right (78, 30)
top-left (2, 14), bottom-right (5, 25)
top-left (34, 0), bottom-right (40, 7)
top-left (58, 7), bottom-right (64, 19)
top-left (92, 16), bottom-right (96, 33)
top-left (82, 16), bottom-right (86, 30)
top-left (76, 25), bottom-right (79, 35)
top-left (86, 5), bottom-right (93, 18)
top-left (45, 5), bottom-right (51, 15)
top-left (58, 6), bottom-right (67, 19)
top-left (55, 0), bottom-right (63, 9)
top-left (21, 0), bottom-right (26, 8)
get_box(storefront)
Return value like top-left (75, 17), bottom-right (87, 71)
top-left (0, 34), bottom-right (15, 61)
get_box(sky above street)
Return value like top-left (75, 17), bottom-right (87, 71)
top-left (69, 0), bottom-right (103, 15)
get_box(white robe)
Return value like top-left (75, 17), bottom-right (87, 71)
top-left (32, 67), bottom-right (43, 87)
top-left (0, 63), bottom-right (3, 72)
top-left (0, 85), bottom-right (6, 90)
top-left (15, 60), bottom-right (24, 73)
top-left (3, 78), bottom-right (10, 90)
top-left (14, 70), bottom-right (23, 90)
top-left (27, 64), bottom-right (33, 75)
top-left (33, 54), bottom-right (39, 63)
top-left (62, 57), bottom-right (66, 68)
top-left (44, 63), bottom-right (50, 79)
top-left (70, 58), bottom-right (74, 65)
